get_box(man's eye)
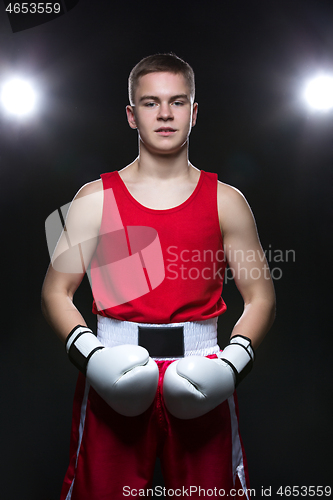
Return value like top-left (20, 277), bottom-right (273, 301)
top-left (173, 101), bottom-right (185, 106)
top-left (145, 102), bottom-right (157, 107)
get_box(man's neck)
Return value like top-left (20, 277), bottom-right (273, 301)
top-left (133, 141), bottom-right (193, 182)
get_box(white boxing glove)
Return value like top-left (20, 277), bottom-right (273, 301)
top-left (66, 325), bottom-right (159, 417)
top-left (163, 335), bottom-right (255, 419)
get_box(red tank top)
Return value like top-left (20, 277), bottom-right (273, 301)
top-left (90, 169), bottom-right (227, 323)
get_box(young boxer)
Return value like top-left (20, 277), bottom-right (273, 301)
top-left (42, 53), bottom-right (275, 499)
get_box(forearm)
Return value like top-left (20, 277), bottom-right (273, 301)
top-left (230, 296), bottom-right (276, 350)
top-left (41, 290), bottom-right (87, 344)
top-left (42, 288), bottom-right (160, 418)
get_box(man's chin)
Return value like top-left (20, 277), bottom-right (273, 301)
top-left (141, 140), bottom-right (188, 157)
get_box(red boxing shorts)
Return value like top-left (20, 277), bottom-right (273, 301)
top-left (60, 317), bottom-right (250, 500)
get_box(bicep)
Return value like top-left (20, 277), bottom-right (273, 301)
top-left (219, 184), bottom-right (274, 303)
top-left (44, 181), bottom-right (103, 299)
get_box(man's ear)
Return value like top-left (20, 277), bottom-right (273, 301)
top-left (192, 102), bottom-right (198, 127)
top-left (126, 105), bottom-right (137, 129)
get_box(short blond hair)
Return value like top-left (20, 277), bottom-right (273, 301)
top-left (128, 53), bottom-right (195, 105)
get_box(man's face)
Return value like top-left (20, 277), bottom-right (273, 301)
top-left (126, 72), bottom-right (198, 155)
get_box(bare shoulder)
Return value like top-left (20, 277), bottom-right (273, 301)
top-left (217, 180), bottom-right (256, 236)
top-left (66, 179), bottom-right (103, 235)
top-left (217, 180), bottom-right (249, 209)
top-left (75, 178), bottom-right (103, 199)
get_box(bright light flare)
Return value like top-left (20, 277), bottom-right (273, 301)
top-left (1, 78), bottom-right (36, 116)
top-left (304, 75), bottom-right (333, 111)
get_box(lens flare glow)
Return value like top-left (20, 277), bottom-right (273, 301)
top-left (1, 78), bottom-right (36, 116)
top-left (304, 75), bottom-right (333, 111)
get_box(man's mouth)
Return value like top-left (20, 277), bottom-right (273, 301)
top-left (155, 127), bottom-right (177, 136)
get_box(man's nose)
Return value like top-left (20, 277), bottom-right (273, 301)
top-left (157, 103), bottom-right (173, 120)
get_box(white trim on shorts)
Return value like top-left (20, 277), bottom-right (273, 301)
top-left (228, 395), bottom-right (250, 499)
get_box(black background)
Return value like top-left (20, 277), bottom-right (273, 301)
top-left (0, 1), bottom-right (332, 499)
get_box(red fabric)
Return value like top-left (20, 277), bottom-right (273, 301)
top-left (90, 170), bottom-right (227, 323)
top-left (60, 356), bottom-right (250, 500)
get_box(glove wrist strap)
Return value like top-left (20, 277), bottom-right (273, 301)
top-left (219, 335), bottom-right (255, 387)
top-left (65, 325), bottom-right (104, 375)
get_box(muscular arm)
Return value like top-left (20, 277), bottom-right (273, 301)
top-left (218, 182), bottom-right (276, 350)
top-left (41, 180), bottom-right (103, 344)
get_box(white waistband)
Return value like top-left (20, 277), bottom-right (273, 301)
top-left (96, 316), bottom-right (221, 359)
